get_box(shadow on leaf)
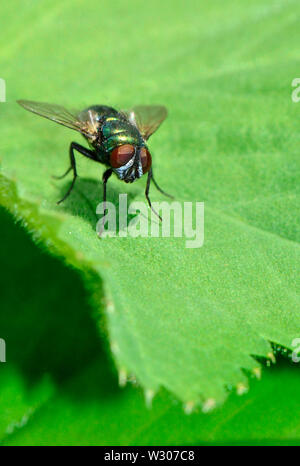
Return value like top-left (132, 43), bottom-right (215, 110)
top-left (0, 207), bottom-right (119, 400)
top-left (56, 177), bottom-right (140, 233)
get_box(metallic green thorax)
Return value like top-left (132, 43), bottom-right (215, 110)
top-left (101, 116), bottom-right (144, 152)
top-left (82, 105), bottom-right (145, 166)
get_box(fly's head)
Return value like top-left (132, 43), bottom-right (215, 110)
top-left (109, 144), bottom-right (152, 183)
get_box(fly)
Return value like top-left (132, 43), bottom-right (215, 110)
top-left (17, 100), bottom-right (173, 229)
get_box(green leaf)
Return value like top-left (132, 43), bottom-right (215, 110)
top-left (0, 0), bottom-right (299, 406)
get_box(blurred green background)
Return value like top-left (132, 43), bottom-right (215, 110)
top-left (0, 0), bottom-right (299, 445)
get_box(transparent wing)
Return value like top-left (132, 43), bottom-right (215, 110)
top-left (17, 100), bottom-right (97, 138)
top-left (125, 105), bottom-right (168, 140)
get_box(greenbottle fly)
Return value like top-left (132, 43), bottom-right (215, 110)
top-left (17, 100), bottom-right (172, 225)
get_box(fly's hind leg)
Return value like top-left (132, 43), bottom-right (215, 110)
top-left (56, 142), bottom-right (97, 205)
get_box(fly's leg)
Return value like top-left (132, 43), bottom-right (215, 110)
top-left (52, 166), bottom-right (72, 180)
top-left (151, 170), bottom-right (174, 199)
top-left (98, 168), bottom-right (113, 237)
top-left (145, 168), bottom-right (162, 221)
top-left (56, 142), bottom-right (97, 205)
top-left (102, 168), bottom-right (113, 215)
top-left (56, 145), bottom-right (77, 204)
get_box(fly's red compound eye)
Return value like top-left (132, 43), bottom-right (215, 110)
top-left (140, 147), bottom-right (152, 174)
top-left (110, 144), bottom-right (135, 168)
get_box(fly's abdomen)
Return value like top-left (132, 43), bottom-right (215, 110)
top-left (101, 117), bottom-right (142, 153)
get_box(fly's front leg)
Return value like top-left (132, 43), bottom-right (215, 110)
top-left (56, 142), bottom-right (97, 205)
